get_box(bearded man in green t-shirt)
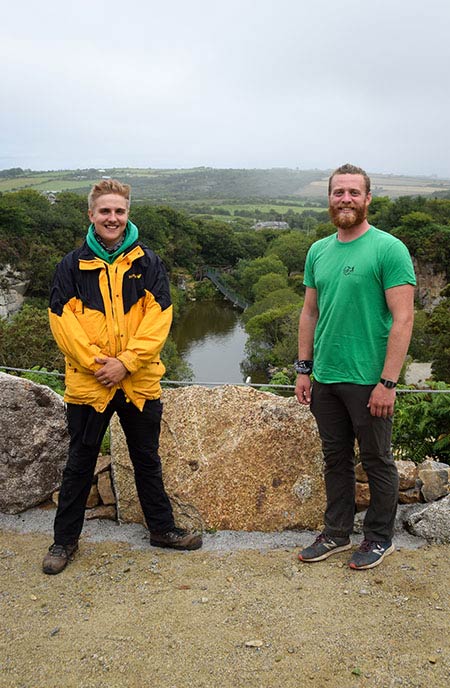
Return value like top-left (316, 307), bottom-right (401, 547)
top-left (295, 163), bottom-right (416, 570)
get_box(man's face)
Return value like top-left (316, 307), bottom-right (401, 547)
top-left (328, 174), bottom-right (371, 230)
top-left (88, 193), bottom-right (129, 248)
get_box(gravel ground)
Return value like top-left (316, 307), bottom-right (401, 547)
top-left (0, 507), bottom-right (449, 688)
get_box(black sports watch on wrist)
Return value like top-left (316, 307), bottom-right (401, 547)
top-left (380, 378), bottom-right (397, 389)
top-left (294, 359), bottom-right (313, 375)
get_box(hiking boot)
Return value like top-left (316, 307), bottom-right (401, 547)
top-left (298, 532), bottom-right (351, 562)
top-left (150, 526), bottom-right (202, 551)
top-left (349, 539), bottom-right (394, 570)
top-left (42, 542), bottom-right (78, 575)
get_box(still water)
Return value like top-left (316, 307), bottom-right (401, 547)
top-left (172, 300), bottom-right (250, 384)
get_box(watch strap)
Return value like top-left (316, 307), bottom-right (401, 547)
top-left (294, 359), bottom-right (313, 375)
top-left (380, 378), bottom-right (397, 389)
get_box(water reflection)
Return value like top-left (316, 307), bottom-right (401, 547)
top-left (172, 300), bottom-right (248, 384)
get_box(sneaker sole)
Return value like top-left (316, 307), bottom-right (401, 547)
top-left (298, 542), bottom-right (352, 562)
top-left (349, 543), bottom-right (395, 570)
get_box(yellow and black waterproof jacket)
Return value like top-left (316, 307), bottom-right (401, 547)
top-left (49, 240), bottom-right (173, 412)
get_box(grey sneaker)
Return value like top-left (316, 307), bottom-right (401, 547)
top-left (349, 539), bottom-right (394, 570)
top-left (298, 532), bottom-right (351, 562)
top-left (150, 526), bottom-right (202, 551)
top-left (42, 542), bottom-right (78, 575)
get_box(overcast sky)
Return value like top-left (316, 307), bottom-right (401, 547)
top-left (2, 0), bottom-right (450, 176)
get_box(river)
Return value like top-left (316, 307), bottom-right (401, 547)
top-left (172, 299), bottom-right (265, 384)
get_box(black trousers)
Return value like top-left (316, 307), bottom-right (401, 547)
top-left (54, 390), bottom-right (174, 544)
top-left (311, 381), bottom-right (399, 542)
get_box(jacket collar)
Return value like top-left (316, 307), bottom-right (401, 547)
top-left (78, 241), bottom-right (144, 270)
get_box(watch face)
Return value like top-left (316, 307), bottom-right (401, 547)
top-left (294, 360), bottom-right (313, 375)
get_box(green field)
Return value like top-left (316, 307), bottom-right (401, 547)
top-left (185, 202), bottom-right (325, 214)
top-left (0, 174), bottom-right (97, 194)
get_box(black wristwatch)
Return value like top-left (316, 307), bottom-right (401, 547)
top-left (380, 378), bottom-right (397, 389)
top-left (294, 359), bottom-right (313, 375)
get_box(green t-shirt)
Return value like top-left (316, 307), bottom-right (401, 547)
top-left (303, 226), bottom-right (416, 385)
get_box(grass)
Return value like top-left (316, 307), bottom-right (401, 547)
top-left (0, 173), bottom-right (96, 193)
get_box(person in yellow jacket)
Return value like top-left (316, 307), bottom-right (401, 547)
top-left (43, 179), bottom-right (202, 575)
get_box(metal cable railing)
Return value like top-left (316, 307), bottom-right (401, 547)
top-left (1, 366), bottom-right (449, 393)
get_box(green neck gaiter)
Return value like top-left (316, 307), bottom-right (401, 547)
top-left (86, 220), bottom-right (139, 264)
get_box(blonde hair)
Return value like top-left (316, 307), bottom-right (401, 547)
top-left (88, 179), bottom-right (131, 210)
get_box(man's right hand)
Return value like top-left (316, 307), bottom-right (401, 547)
top-left (295, 374), bottom-right (312, 405)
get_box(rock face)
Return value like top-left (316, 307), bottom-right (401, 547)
top-left (413, 258), bottom-right (447, 311)
top-left (111, 385), bottom-right (326, 532)
top-left (0, 265), bottom-right (29, 318)
top-left (0, 372), bottom-right (69, 513)
top-left (406, 495), bottom-right (450, 543)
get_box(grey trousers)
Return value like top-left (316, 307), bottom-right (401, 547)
top-left (310, 381), bottom-right (399, 542)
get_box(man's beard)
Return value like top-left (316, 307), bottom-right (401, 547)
top-left (329, 204), bottom-right (367, 229)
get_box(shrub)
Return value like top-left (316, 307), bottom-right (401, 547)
top-left (392, 382), bottom-right (450, 464)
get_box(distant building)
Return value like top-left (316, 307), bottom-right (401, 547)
top-left (252, 221), bottom-right (290, 231)
top-left (43, 191), bottom-right (58, 204)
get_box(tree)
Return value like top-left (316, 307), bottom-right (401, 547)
top-left (314, 222), bottom-right (336, 240)
top-left (0, 304), bottom-right (63, 371)
top-left (393, 219), bottom-right (450, 274)
top-left (243, 288), bottom-right (301, 323)
top-left (195, 219), bottom-right (241, 266)
top-left (265, 231), bottom-right (313, 274)
top-left (25, 243), bottom-right (60, 297)
top-left (428, 294), bottom-right (450, 382)
top-left (408, 309), bottom-right (434, 361)
top-left (233, 230), bottom-right (268, 261)
top-left (252, 272), bottom-right (289, 301)
top-left (393, 382), bottom-right (450, 463)
top-left (367, 196), bottom-right (392, 229)
top-left (235, 256), bottom-right (288, 300)
top-left (243, 302), bottom-right (301, 372)
top-left (161, 335), bottom-right (193, 382)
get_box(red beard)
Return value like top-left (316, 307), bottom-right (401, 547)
top-left (329, 204), bottom-right (367, 229)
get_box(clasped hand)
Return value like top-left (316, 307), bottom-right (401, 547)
top-left (94, 356), bottom-right (128, 388)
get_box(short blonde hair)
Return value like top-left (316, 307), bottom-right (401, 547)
top-left (88, 179), bottom-right (131, 210)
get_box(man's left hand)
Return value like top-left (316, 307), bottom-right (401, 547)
top-left (367, 383), bottom-right (396, 418)
top-left (94, 357), bottom-right (128, 388)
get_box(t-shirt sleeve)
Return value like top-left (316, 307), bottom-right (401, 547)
top-left (382, 240), bottom-right (416, 290)
top-left (303, 246), bottom-right (316, 288)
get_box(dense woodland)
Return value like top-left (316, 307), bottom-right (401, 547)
top-left (0, 185), bottom-right (449, 462)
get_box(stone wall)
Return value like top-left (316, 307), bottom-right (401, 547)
top-left (355, 459), bottom-right (449, 511)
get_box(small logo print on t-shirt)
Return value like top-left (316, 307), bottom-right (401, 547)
top-left (343, 266), bottom-right (355, 276)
